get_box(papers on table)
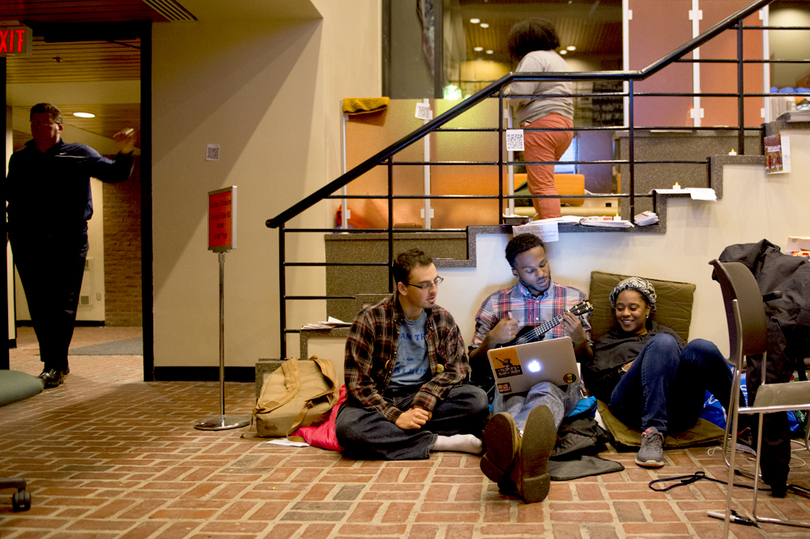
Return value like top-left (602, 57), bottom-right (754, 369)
top-left (579, 216), bottom-right (634, 228)
top-left (513, 214), bottom-right (640, 236)
top-left (302, 316), bottom-right (350, 331)
top-left (634, 211), bottom-right (659, 226)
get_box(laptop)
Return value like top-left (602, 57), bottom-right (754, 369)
top-left (486, 336), bottom-right (579, 395)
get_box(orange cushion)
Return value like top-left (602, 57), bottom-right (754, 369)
top-left (513, 173), bottom-right (585, 206)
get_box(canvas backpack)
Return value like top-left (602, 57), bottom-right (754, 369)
top-left (253, 356), bottom-right (340, 438)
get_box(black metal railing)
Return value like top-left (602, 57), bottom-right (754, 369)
top-left (267, 0), bottom-right (810, 358)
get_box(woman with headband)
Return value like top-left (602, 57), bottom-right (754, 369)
top-left (581, 277), bottom-right (744, 468)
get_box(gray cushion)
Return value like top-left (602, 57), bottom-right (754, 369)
top-left (0, 370), bottom-right (44, 407)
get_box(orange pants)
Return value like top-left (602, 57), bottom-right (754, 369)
top-left (523, 113), bottom-right (574, 219)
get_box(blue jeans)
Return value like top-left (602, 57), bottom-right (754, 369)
top-left (335, 384), bottom-right (489, 460)
top-left (609, 335), bottom-right (734, 434)
top-left (494, 381), bottom-right (582, 432)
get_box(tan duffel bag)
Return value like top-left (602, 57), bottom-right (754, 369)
top-left (253, 356), bottom-right (339, 438)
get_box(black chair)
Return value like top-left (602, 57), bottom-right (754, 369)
top-left (709, 260), bottom-right (809, 535)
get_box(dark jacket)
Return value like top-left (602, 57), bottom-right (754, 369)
top-left (6, 139), bottom-right (133, 237)
top-left (718, 239), bottom-right (810, 365)
top-left (716, 239), bottom-right (809, 488)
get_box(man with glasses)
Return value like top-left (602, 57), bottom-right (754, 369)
top-left (469, 233), bottom-right (591, 503)
top-left (335, 248), bottom-right (489, 460)
top-left (5, 103), bottom-right (136, 388)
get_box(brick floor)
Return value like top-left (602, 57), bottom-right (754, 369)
top-left (1, 327), bottom-right (808, 538)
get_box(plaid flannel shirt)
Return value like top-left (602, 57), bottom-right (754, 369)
top-left (344, 294), bottom-right (469, 423)
top-left (470, 281), bottom-right (591, 350)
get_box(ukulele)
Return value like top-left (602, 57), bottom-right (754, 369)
top-left (503, 301), bottom-right (593, 347)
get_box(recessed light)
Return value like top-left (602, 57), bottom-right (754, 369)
top-left (73, 112), bottom-right (95, 118)
top-left (559, 50), bottom-right (567, 55)
top-left (480, 23), bottom-right (489, 28)
top-left (486, 50), bottom-right (493, 54)
top-left (474, 46), bottom-right (483, 52)
top-left (567, 46), bottom-right (576, 51)
top-left (470, 18), bottom-right (480, 24)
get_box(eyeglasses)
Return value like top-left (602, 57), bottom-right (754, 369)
top-left (406, 276), bottom-right (444, 290)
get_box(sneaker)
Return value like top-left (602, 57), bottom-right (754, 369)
top-left (636, 427), bottom-right (665, 468)
top-left (735, 427), bottom-right (756, 456)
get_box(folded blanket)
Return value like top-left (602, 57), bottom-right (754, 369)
top-left (342, 97), bottom-right (389, 115)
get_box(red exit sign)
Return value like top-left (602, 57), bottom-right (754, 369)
top-left (0, 25), bottom-right (32, 56)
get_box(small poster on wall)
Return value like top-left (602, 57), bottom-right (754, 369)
top-left (208, 186), bottom-right (236, 252)
top-left (764, 133), bottom-right (791, 174)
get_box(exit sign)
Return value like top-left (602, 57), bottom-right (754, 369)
top-left (0, 25), bottom-right (32, 57)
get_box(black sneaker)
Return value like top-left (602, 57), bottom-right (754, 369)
top-left (636, 427), bottom-right (665, 468)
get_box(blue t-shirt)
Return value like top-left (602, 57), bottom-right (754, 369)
top-left (389, 310), bottom-right (430, 388)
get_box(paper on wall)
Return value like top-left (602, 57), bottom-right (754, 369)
top-left (512, 220), bottom-right (559, 242)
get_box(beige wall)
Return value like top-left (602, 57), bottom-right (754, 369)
top-left (151, 1), bottom-right (381, 368)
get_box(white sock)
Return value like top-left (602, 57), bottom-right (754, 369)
top-left (431, 434), bottom-right (483, 455)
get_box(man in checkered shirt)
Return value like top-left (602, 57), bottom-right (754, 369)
top-left (469, 234), bottom-right (592, 503)
top-left (335, 249), bottom-right (489, 460)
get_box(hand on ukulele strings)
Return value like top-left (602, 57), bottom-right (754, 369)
top-left (561, 311), bottom-right (588, 347)
top-left (489, 311), bottom-right (520, 346)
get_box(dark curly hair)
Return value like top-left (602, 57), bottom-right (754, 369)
top-left (507, 18), bottom-right (561, 61)
top-left (505, 234), bottom-right (545, 269)
top-left (393, 249), bottom-right (434, 286)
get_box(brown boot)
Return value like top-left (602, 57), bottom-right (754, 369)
top-left (480, 412), bottom-right (519, 483)
top-left (508, 404), bottom-right (555, 503)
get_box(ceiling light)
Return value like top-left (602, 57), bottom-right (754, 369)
top-left (559, 50), bottom-right (567, 55)
top-left (486, 50), bottom-right (493, 55)
top-left (480, 23), bottom-right (489, 28)
top-left (470, 18), bottom-right (480, 24)
top-left (567, 46), bottom-right (576, 51)
top-left (73, 112), bottom-right (95, 118)
top-left (474, 46), bottom-right (483, 52)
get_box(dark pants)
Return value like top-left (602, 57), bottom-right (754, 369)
top-left (609, 335), bottom-right (736, 434)
top-left (746, 318), bottom-right (794, 488)
top-left (335, 384), bottom-right (489, 460)
top-left (10, 231), bottom-right (89, 369)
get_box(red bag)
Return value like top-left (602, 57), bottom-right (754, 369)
top-left (290, 385), bottom-right (346, 451)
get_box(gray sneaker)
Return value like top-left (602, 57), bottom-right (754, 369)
top-left (636, 427), bottom-right (665, 468)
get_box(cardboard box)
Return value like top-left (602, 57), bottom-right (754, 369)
top-left (787, 236), bottom-right (810, 251)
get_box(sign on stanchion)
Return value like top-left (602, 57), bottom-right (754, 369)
top-left (195, 186), bottom-right (250, 431)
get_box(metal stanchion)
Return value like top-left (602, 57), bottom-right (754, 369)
top-left (196, 186), bottom-right (249, 431)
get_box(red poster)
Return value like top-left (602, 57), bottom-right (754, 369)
top-left (208, 187), bottom-right (236, 251)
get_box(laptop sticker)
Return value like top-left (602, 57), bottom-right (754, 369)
top-left (489, 348), bottom-right (522, 378)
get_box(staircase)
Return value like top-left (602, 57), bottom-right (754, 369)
top-left (265, 0), bottom-right (810, 363)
